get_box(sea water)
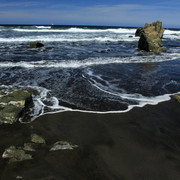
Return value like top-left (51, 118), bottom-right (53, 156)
top-left (0, 25), bottom-right (179, 121)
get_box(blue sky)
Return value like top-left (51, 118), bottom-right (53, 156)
top-left (0, 0), bottom-right (180, 28)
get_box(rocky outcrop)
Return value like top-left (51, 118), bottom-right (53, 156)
top-left (137, 21), bottom-right (165, 52)
top-left (2, 134), bottom-right (79, 163)
top-left (31, 133), bottom-right (46, 144)
top-left (0, 89), bottom-right (34, 124)
top-left (30, 41), bottom-right (44, 48)
top-left (50, 141), bottom-right (78, 151)
top-left (2, 146), bottom-right (32, 163)
top-left (23, 143), bottom-right (36, 152)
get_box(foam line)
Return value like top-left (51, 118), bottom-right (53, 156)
top-left (35, 26), bottom-right (51, 29)
top-left (12, 27), bottom-right (136, 33)
top-left (0, 54), bottom-right (179, 69)
top-left (1, 85), bottom-right (179, 122)
top-left (0, 36), bottom-right (138, 43)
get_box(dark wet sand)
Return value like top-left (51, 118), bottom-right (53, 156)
top-left (0, 97), bottom-right (180, 180)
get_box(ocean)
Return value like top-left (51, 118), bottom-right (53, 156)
top-left (0, 25), bottom-right (179, 121)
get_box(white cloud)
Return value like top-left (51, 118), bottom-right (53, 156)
top-left (0, 2), bottom-right (41, 8)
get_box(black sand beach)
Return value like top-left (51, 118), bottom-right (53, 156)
top-left (0, 97), bottom-right (180, 180)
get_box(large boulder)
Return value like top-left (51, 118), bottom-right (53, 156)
top-left (137, 21), bottom-right (165, 52)
top-left (0, 89), bottom-right (34, 124)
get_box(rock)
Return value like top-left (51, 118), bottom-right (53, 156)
top-left (50, 141), bottom-right (78, 151)
top-left (138, 21), bottom-right (165, 52)
top-left (0, 89), bottom-right (33, 124)
top-left (135, 28), bottom-right (143, 37)
top-left (31, 133), bottom-right (46, 144)
top-left (173, 94), bottom-right (180, 103)
top-left (16, 176), bottom-right (23, 180)
top-left (129, 35), bottom-right (133, 38)
top-left (23, 143), bottom-right (36, 151)
top-left (30, 41), bottom-right (44, 48)
top-left (171, 33), bottom-right (179, 36)
top-left (2, 146), bottom-right (32, 163)
top-left (0, 91), bottom-right (5, 96)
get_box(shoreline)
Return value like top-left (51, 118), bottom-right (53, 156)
top-left (31, 92), bottom-right (179, 123)
top-left (0, 97), bottom-right (180, 179)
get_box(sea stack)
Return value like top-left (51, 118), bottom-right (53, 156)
top-left (137, 21), bottom-right (165, 52)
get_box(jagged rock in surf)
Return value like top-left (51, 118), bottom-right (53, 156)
top-left (137, 21), bottom-right (165, 52)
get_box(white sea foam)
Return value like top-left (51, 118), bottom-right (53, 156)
top-left (12, 27), bottom-right (136, 33)
top-left (3, 28), bottom-right (180, 43)
top-left (28, 83), bottom-right (179, 120)
top-left (164, 29), bottom-right (180, 35)
top-left (35, 26), bottom-right (51, 29)
top-left (11, 27), bottom-right (180, 35)
top-left (38, 91), bottom-right (180, 118)
top-left (1, 83), bottom-right (179, 122)
top-left (0, 53), bottom-right (179, 69)
top-left (0, 36), bottom-right (139, 43)
top-left (2, 30), bottom-right (180, 43)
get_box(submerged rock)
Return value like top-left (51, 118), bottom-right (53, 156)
top-left (31, 133), bottom-right (46, 144)
top-left (171, 33), bottom-right (179, 36)
top-left (0, 89), bottom-right (34, 124)
top-left (50, 141), bottom-right (78, 151)
top-left (137, 21), bottom-right (165, 52)
top-left (173, 94), bottom-right (180, 103)
top-left (30, 41), bottom-right (44, 48)
top-left (2, 146), bottom-right (32, 163)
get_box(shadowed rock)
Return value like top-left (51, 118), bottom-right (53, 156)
top-left (0, 89), bottom-right (34, 124)
top-left (137, 21), bottom-right (165, 52)
top-left (30, 41), bottom-right (44, 48)
top-left (135, 28), bottom-right (143, 37)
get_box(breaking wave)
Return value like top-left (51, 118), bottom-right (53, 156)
top-left (0, 53), bottom-right (179, 69)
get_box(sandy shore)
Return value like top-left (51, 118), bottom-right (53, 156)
top-left (0, 97), bottom-right (180, 180)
